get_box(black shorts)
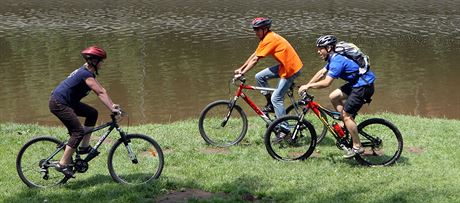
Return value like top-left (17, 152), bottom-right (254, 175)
top-left (340, 83), bottom-right (374, 115)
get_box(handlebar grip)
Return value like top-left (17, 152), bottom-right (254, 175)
top-left (300, 91), bottom-right (314, 101)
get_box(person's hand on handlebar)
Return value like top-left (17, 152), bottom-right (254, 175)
top-left (233, 70), bottom-right (244, 83)
top-left (111, 104), bottom-right (122, 115)
top-left (298, 84), bottom-right (311, 95)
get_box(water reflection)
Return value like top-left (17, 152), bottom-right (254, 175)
top-left (0, 0), bottom-right (459, 125)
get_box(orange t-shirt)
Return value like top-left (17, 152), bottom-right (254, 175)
top-left (255, 31), bottom-right (303, 78)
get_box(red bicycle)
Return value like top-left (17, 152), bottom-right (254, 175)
top-left (198, 77), bottom-right (325, 147)
top-left (264, 91), bottom-right (403, 166)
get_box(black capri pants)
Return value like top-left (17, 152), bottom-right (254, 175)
top-left (49, 98), bottom-right (98, 148)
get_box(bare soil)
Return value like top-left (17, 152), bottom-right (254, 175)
top-left (155, 188), bottom-right (262, 202)
top-left (408, 146), bottom-right (424, 154)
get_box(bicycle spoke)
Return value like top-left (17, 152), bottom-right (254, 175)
top-left (355, 118), bottom-right (403, 166)
top-left (16, 136), bottom-right (66, 188)
top-left (199, 100), bottom-right (247, 147)
top-left (264, 116), bottom-right (317, 161)
top-left (108, 134), bottom-right (164, 185)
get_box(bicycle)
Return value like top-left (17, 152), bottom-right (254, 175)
top-left (264, 91), bottom-right (403, 166)
top-left (16, 111), bottom-right (164, 188)
top-left (198, 77), bottom-right (327, 147)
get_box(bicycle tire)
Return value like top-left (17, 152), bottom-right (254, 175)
top-left (354, 118), bottom-right (403, 166)
top-left (108, 134), bottom-right (164, 185)
top-left (264, 115), bottom-right (317, 161)
top-left (198, 100), bottom-right (248, 147)
top-left (286, 102), bottom-right (328, 144)
top-left (16, 136), bottom-right (67, 188)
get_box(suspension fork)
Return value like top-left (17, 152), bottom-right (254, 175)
top-left (288, 106), bottom-right (309, 139)
top-left (117, 127), bottom-right (139, 164)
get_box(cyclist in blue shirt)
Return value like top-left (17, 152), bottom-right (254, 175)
top-left (299, 35), bottom-right (375, 158)
top-left (49, 46), bottom-right (120, 177)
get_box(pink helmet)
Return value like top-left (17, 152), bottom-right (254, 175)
top-left (81, 46), bottom-right (107, 60)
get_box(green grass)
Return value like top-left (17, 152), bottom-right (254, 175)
top-left (1, 113), bottom-right (460, 202)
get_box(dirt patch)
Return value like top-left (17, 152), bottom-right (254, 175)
top-left (156, 188), bottom-right (262, 203)
top-left (408, 146), bottom-right (424, 154)
top-left (156, 188), bottom-right (225, 202)
top-left (200, 147), bottom-right (230, 154)
top-left (311, 150), bottom-right (321, 158)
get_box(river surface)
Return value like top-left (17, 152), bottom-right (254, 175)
top-left (0, 0), bottom-right (459, 125)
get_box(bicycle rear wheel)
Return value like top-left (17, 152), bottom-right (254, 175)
top-left (264, 116), bottom-right (317, 161)
top-left (108, 134), bottom-right (164, 185)
top-left (286, 102), bottom-right (328, 144)
top-left (16, 136), bottom-right (67, 188)
top-left (354, 118), bottom-right (403, 166)
top-left (198, 100), bottom-right (248, 147)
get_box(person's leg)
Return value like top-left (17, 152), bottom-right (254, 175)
top-left (255, 65), bottom-right (280, 110)
top-left (272, 71), bottom-right (300, 119)
top-left (255, 64), bottom-right (280, 89)
top-left (74, 102), bottom-right (98, 149)
top-left (271, 71), bottom-right (301, 137)
top-left (330, 83), bottom-right (352, 113)
top-left (342, 85), bottom-right (374, 158)
top-left (343, 111), bottom-right (361, 148)
top-left (49, 99), bottom-right (84, 176)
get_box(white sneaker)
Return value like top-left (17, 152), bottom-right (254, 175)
top-left (343, 147), bottom-right (364, 159)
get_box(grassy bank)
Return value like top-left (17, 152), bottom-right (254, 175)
top-left (1, 113), bottom-right (460, 203)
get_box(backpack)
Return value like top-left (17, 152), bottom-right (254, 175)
top-left (334, 41), bottom-right (370, 75)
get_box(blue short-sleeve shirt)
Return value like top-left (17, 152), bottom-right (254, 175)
top-left (326, 53), bottom-right (375, 88)
top-left (51, 66), bottom-right (95, 106)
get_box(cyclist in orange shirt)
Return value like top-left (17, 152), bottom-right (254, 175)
top-left (234, 17), bottom-right (303, 135)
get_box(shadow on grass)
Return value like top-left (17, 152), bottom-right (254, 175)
top-left (6, 171), bottom-right (430, 202)
top-left (5, 174), bottom-right (166, 202)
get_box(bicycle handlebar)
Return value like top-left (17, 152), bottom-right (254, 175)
top-left (232, 75), bottom-right (246, 85)
top-left (110, 108), bottom-right (126, 122)
top-left (300, 91), bottom-right (314, 102)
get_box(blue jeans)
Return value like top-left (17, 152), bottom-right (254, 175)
top-left (255, 64), bottom-right (302, 126)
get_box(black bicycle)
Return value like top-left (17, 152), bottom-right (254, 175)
top-left (16, 111), bottom-right (164, 188)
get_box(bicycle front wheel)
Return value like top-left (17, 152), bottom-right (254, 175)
top-left (198, 100), bottom-right (248, 147)
top-left (264, 116), bottom-right (317, 161)
top-left (354, 118), bottom-right (403, 166)
top-left (108, 134), bottom-right (164, 185)
top-left (286, 102), bottom-right (328, 144)
top-left (16, 136), bottom-right (67, 188)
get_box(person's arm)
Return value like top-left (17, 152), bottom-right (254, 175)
top-left (235, 52), bottom-right (261, 75)
top-left (299, 73), bottom-right (334, 93)
top-left (308, 67), bottom-right (328, 84)
top-left (85, 77), bottom-right (118, 112)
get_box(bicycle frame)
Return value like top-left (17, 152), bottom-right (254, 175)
top-left (43, 114), bottom-right (136, 166)
top-left (229, 78), bottom-right (299, 124)
top-left (298, 93), bottom-right (381, 146)
top-left (299, 95), bottom-right (345, 140)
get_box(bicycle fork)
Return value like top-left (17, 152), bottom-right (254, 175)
top-left (290, 111), bottom-right (307, 140)
top-left (118, 129), bottom-right (139, 164)
top-left (221, 96), bottom-right (239, 127)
